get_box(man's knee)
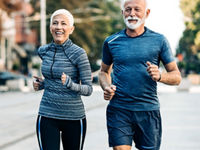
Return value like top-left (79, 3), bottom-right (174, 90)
top-left (113, 145), bottom-right (131, 150)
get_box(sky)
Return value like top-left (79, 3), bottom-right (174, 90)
top-left (145, 0), bottom-right (185, 54)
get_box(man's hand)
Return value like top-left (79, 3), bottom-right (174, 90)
top-left (33, 76), bottom-right (43, 91)
top-left (146, 61), bottom-right (161, 82)
top-left (104, 85), bottom-right (116, 100)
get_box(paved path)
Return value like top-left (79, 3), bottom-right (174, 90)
top-left (0, 85), bottom-right (200, 150)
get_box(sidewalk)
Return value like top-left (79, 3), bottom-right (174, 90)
top-left (0, 85), bottom-right (200, 150)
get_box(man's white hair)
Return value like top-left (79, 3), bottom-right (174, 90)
top-left (120, 0), bottom-right (148, 10)
top-left (50, 9), bottom-right (74, 26)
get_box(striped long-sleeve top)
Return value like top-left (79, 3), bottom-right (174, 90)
top-left (37, 39), bottom-right (93, 120)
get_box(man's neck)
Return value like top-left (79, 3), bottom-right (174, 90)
top-left (126, 25), bottom-right (145, 37)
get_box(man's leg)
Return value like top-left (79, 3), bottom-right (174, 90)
top-left (106, 105), bottom-right (133, 149)
top-left (134, 110), bottom-right (162, 150)
top-left (113, 145), bottom-right (132, 150)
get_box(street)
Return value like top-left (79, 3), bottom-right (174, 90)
top-left (0, 85), bottom-right (200, 150)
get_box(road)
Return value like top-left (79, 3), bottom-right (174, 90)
top-left (0, 85), bottom-right (200, 150)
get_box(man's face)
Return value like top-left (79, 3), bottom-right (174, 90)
top-left (50, 14), bottom-right (74, 44)
top-left (122, 0), bottom-right (148, 30)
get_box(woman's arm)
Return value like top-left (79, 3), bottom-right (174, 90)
top-left (62, 52), bottom-right (93, 96)
top-left (33, 76), bottom-right (45, 91)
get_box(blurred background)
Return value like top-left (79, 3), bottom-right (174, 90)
top-left (0, 0), bottom-right (200, 150)
top-left (0, 0), bottom-right (125, 91)
top-left (0, 0), bottom-right (200, 90)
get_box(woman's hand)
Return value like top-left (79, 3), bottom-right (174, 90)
top-left (61, 72), bottom-right (67, 85)
top-left (33, 76), bottom-right (43, 91)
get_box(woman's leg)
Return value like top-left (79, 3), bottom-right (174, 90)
top-left (61, 118), bottom-right (87, 150)
top-left (36, 115), bottom-right (60, 150)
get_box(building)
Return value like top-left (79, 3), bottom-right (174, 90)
top-left (0, 0), bottom-right (37, 74)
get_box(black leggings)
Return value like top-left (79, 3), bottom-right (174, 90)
top-left (36, 115), bottom-right (87, 150)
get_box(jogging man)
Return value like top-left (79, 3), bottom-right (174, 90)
top-left (99, 0), bottom-right (182, 149)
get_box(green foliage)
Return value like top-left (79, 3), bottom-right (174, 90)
top-left (32, 63), bottom-right (40, 69)
top-left (29, 0), bottom-right (123, 71)
top-left (177, 0), bottom-right (200, 74)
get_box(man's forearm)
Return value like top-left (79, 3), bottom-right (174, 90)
top-left (159, 71), bottom-right (182, 85)
top-left (99, 71), bottom-right (112, 90)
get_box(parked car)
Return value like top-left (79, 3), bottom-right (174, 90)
top-left (0, 71), bottom-right (21, 85)
top-left (0, 71), bottom-right (32, 92)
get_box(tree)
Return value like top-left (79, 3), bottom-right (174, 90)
top-left (177, 0), bottom-right (200, 74)
top-left (30, 0), bottom-right (123, 71)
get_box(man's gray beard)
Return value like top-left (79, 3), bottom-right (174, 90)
top-left (123, 16), bottom-right (145, 30)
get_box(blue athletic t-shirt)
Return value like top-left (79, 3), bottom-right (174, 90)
top-left (102, 27), bottom-right (174, 111)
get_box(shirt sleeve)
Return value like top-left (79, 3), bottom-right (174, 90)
top-left (160, 36), bottom-right (175, 65)
top-left (102, 40), bottom-right (113, 65)
top-left (37, 45), bottom-right (47, 90)
top-left (38, 80), bottom-right (45, 90)
top-left (64, 51), bottom-right (93, 96)
top-left (37, 45), bottom-right (48, 60)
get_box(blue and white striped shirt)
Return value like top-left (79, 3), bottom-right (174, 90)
top-left (37, 39), bottom-right (93, 120)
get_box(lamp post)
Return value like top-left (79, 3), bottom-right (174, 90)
top-left (40, 0), bottom-right (46, 45)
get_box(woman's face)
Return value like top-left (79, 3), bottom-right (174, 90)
top-left (50, 14), bottom-right (74, 44)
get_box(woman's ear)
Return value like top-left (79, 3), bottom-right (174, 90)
top-left (50, 24), bottom-right (53, 34)
top-left (70, 26), bottom-right (75, 34)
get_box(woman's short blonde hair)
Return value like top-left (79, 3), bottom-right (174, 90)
top-left (50, 9), bottom-right (74, 26)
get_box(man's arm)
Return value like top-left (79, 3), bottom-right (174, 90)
top-left (159, 61), bottom-right (182, 85)
top-left (99, 62), bottom-right (112, 90)
top-left (99, 62), bottom-right (116, 100)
